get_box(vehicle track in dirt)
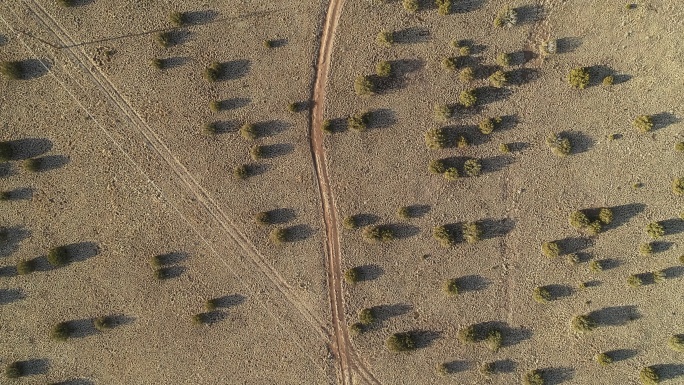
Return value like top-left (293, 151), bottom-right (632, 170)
top-left (309, 0), bottom-right (381, 384)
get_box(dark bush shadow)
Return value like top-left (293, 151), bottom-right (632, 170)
top-left (662, 266), bottom-right (684, 279)
top-left (261, 143), bottom-right (294, 158)
top-left (452, 0), bottom-right (485, 12)
top-left (605, 203), bottom-right (646, 230)
top-left (207, 120), bottom-right (239, 134)
top-left (352, 213), bottom-right (379, 227)
top-left (545, 284), bottom-right (574, 299)
top-left (245, 163), bottom-right (270, 178)
top-left (457, 274), bottom-right (490, 292)
top-left (255, 120), bottom-right (289, 138)
top-left (266, 208), bottom-right (295, 224)
top-left (217, 97), bottom-right (250, 110)
top-left (606, 348), bottom-right (638, 362)
top-left (481, 155), bottom-right (514, 174)
top-left (357, 264), bottom-right (383, 281)
top-left (49, 379), bottom-right (95, 385)
top-left (506, 68), bottom-right (540, 86)
top-left (64, 241), bottom-right (100, 263)
top-left (212, 294), bottom-right (246, 308)
top-left (29, 155), bottom-right (70, 171)
top-left (0, 288), bottom-right (24, 304)
top-left (651, 112), bottom-right (680, 130)
top-left (155, 251), bottom-right (188, 266)
top-left (101, 314), bottom-right (135, 329)
top-left (509, 50), bottom-right (535, 66)
top-left (589, 305), bottom-right (640, 326)
top-left (183, 10), bottom-right (219, 25)
top-left (497, 114), bottom-right (519, 131)
top-left (653, 364), bottom-right (684, 381)
top-left (583, 280), bottom-right (601, 288)
top-left (454, 39), bottom-right (487, 55)
top-left (0, 226), bottom-right (30, 258)
top-left (267, 38), bottom-right (288, 48)
top-left (508, 142), bottom-right (530, 152)
top-left (479, 218), bottom-right (515, 239)
top-left (443, 125), bottom-right (486, 146)
top-left (161, 56), bottom-right (191, 69)
top-left (613, 73), bottom-right (632, 85)
top-left (393, 27), bottom-right (430, 44)
top-left (163, 30), bottom-right (192, 47)
top-left (373, 303), bottom-right (412, 323)
top-left (18, 59), bottom-right (52, 80)
top-left (474, 321), bottom-right (533, 347)
top-left (515, 4), bottom-right (544, 24)
top-left (365, 108), bottom-right (397, 129)
top-left (652, 241), bottom-right (673, 253)
top-left (1, 187), bottom-right (33, 200)
top-left (412, 330), bottom-right (442, 349)
top-left (325, 117), bottom-right (348, 134)
top-left (67, 318), bottom-right (99, 338)
top-left (196, 310), bottom-right (228, 325)
top-left (157, 265), bottom-right (186, 279)
top-left (441, 360), bottom-right (471, 373)
top-left (556, 37), bottom-right (582, 54)
top-left (660, 218), bottom-right (684, 236)
top-left (492, 359), bottom-right (516, 373)
top-left (0, 162), bottom-right (13, 178)
top-left (65, 0), bottom-right (94, 6)
top-left (220, 59), bottom-right (251, 80)
top-left (0, 34), bottom-right (6, 46)
top-left (3, 138), bottom-right (52, 160)
top-left (386, 223), bottom-right (420, 239)
top-left (475, 64), bottom-right (500, 80)
top-left (474, 86), bottom-right (513, 105)
top-left (560, 130), bottom-right (593, 154)
top-left (285, 224), bottom-right (313, 242)
top-left (373, 59), bottom-right (425, 92)
top-left (15, 358), bottom-right (49, 376)
top-left (596, 258), bottom-right (622, 270)
top-left (402, 204), bottom-right (430, 218)
top-left (540, 367), bottom-right (575, 385)
top-left (0, 265), bottom-right (17, 277)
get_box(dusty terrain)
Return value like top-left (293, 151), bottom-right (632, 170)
top-left (1, 0), bottom-right (683, 384)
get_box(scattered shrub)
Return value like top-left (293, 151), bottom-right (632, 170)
top-left (463, 159), bottom-right (482, 177)
top-left (462, 222), bottom-right (481, 243)
top-left (595, 352), bottom-right (613, 366)
top-left (402, 0), bottom-right (419, 13)
top-left (672, 177), bottom-right (684, 196)
top-left (488, 70), bottom-right (507, 88)
top-left (51, 322), bottom-right (72, 341)
top-left (645, 222), bottom-right (665, 239)
top-left (523, 369), bottom-right (545, 385)
top-left (233, 164), bottom-right (249, 180)
top-left (546, 133), bottom-right (572, 156)
top-left (444, 278), bottom-right (460, 295)
top-left (0, 141), bottom-right (13, 161)
top-left (208, 100), bottom-right (222, 112)
top-left (320, 119), bottom-right (334, 134)
top-left (359, 308), bottom-right (376, 325)
top-left (270, 228), bottom-right (288, 243)
top-left (397, 206), bottom-right (411, 219)
top-left (342, 215), bottom-right (358, 229)
top-left (598, 208), bottom-right (613, 224)
top-left (23, 158), bottom-right (41, 172)
top-left (348, 111), bottom-right (369, 131)
top-left (675, 142), bottom-right (684, 152)
top-left (47, 246), bottom-right (70, 267)
top-left (458, 46), bottom-right (471, 56)
top-left (169, 11), bottom-right (187, 26)
top-left (250, 145), bottom-right (264, 160)
top-left (255, 211), bottom-right (270, 225)
top-left (437, 362), bottom-right (450, 375)
top-left (589, 260), bottom-right (604, 272)
top-left (458, 67), bottom-right (474, 83)
top-left (376, 30), bottom-right (394, 47)
top-left (287, 102), bottom-right (299, 113)
top-left (94, 316), bottom-right (114, 332)
top-left (151, 58), bottom-right (165, 70)
top-left (354, 75), bottom-right (374, 96)
top-left (386, 332), bottom-right (416, 352)
top-left (203, 62), bottom-right (224, 82)
top-left (457, 135), bottom-right (469, 148)
top-left (480, 361), bottom-right (495, 376)
top-left (203, 122), bottom-right (220, 135)
top-left (571, 314), bottom-right (596, 332)
top-left (363, 225), bottom-right (394, 242)
top-left (0, 61), bottom-right (23, 80)
top-left (436, 0), bottom-right (451, 15)
top-left (639, 366), bottom-right (660, 385)
top-left (485, 329), bottom-right (503, 352)
top-left (433, 105), bottom-right (453, 122)
top-left (443, 167), bottom-right (459, 181)
top-left (496, 52), bottom-right (511, 67)
top-left (679, 254), bottom-right (684, 264)
top-left (668, 335), bottom-right (684, 352)
top-left (429, 159), bottom-right (446, 174)
top-left (565, 253), bottom-right (580, 265)
top-left (540, 39), bottom-right (557, 56)
top-left (653, 270), bottom-right (666, 283)
top-left (541, 241), bottom-right (560, 258)
top-left (639, 242), bottom-right (653, 256)
top-left (154, 267), bottom-right (172, 280)
top-left (240, 123), bottom-right (257, 140)
top-left (627, 274), bottom-right (644, 287)
top-left (441, 57), bottom-right (456, 72)
top-left (205, 298), bottom-right (219, 311)
top-left (376, 60), bottom-right (392, 77)
top-left (156, 32), bottom-right (173, 48)
top-left (16, 259), bottom-right (37, 275)
top-left (192, 313), bottom-right (210, 325)
top-left (602, 76), bottom-right (614, 86)
top-left (459, 89), bottom-right (477, 107)
top-left (5, 361), bottom-right (23, 378)
top-left (458, 325), bottom-right (477, 343)
top-left (633, 115), bottom-right (653, 133)
top-left (499, 143), bottom-right (510, 153)
top-left (349, 322), bottom-right (364, 336)
top-left (478, 117), bottom-right (501, 135)
top-left (568, 67), bottom-right (590, 89)
top-left (433, 225), bottom-right (457, 247)
top-left (533, 286), bottom-right (552, 303)
top-left (344, 267), bottom-right (361, 284)
top-left (494, 6), bottom-right (518, 27)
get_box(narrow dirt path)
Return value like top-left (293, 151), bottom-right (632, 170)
top-left (309, 1), bottom-right (381, 384)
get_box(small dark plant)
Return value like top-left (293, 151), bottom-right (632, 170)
top-left (348, 111), bottom-right (369, 131)
top-left (387, 332), bottom-right (416, 351)
top-left (571, 314), bottom-right (596, 332)
top-left (425, 127), bottom-right (448, 149)
top-left (359, 308), bottom-right (376, 325)
top-left (51, 322), bottom-right (72, 341)
top-left (533, 286), bottom-right (552, 303)
top-left (568, 67), bottom-right (590, 89)
top-left (270, 228), bottom-right (288, 243)
top-left (595, 352), bottom-right (613, 366)
top-left (344, 267), bottom-right (361, 284)
top-left (459, 89), bottom-right (477, 107)
top-left (546, 133), bottom-right (572, 156)
top-left (462, 222), bottom-right (481, 243)
top-left (94, 316), bottom-right (114, 332)
top-left (5, 361), bottom-right (23, 379)
top-left (203, 62), bottom-right (224, 82)
top-left (169, 11), bottom-right (188, 26)
top-left (444, 278), bottom-right (460, 295)
top-left (464, 159), bottom-right (482, 177)
top-left (0, 61), bottom-right (23, 80)
top-left (363, 225), bottom-right (394, 242)
top-left (47, 246), bottom-right (70, 267)
top-left (16, 259), bottom-right (37, 275)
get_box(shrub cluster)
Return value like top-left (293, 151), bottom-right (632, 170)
top-left (425, 127), bottom-right (448, 149)
top-left (546, 133), bottom-right (572, 156)
top-left (354, 75), bottom-right (374, 96)
top-left (633, 115), bottom-right (653, 133)
top-left (494, 6), bottom-right (518, 27)
top-left (533, 286), bottom-right (552, 303)
top-left (387, 332), bottom-right (416, 351)
top-left (568, 67), bottom-right (590, 89)
top-left (569, 208), bottom-right (612, 235)
top-left (363, 225), bottom-right (395, 242)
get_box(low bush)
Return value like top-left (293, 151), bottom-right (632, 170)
top-left (627, 274), bottom-right (643, 287)
top-left (488, 70), bottom-right (507, 88)
top-left (376, 30), bottom-right (394, 47)
top-left (458, 325), bottom-right (477, 343)
top-left (443, 167), bottom-right (459, 181)
top-left (602, 76), bottom-right (614, 86)
top-left (263, 39), bottom-right (275, 48)
top-left (426, 127), bottom-right (450, 149)
top-left (169, 11), bottom-right (188, 26)
top-left (565, 253), bottom-right (580, 265)
top-left (485, 329), bottom-right (503, 352)
top-left (546, 133), bottom-right (572, 156)
top-left (151, 58), bottom-right (165, 70)
top-left (571, 314), bottom-right (596, 332)
top-left (354, 75), bottom-right (374, 96)
top-left (434, 104), bottom-right (452, 121)
top-left (347, 112), bottom-right (368, 133)
top-left (270, 228), bottom-right (288, 243)
top-left (672, 177), bottom-right (684, 196)
top-left (321, 119), bottom-right (333, 134)
top-left (402, 0), bottom-right (419, 13)
top-left (250, 145), bottom-right (264, 161)
top-left (589, 260), bottom-right (604, 272)
top-left (598, 208), bottom-right (613, 224)
top-left (568, 67), bottom-right (590, 89)
top-left (342, 215), bottom-right (358, 229)
top-left (457, 135), bottom-right (469, 148)
top-left (675, 142), bottom-right (684, 152)
top-left (633, 115), bottom-right (653, 133)
top-left (458, 46), bottom-right (471, 56)
top-left (478, 117), bottom-right (501, 135)
top-left (16, 259), bottom-right (37, 275)
top-left (156, 32), bottom-right (173, 48)
top-left (205, 298), bottom-right (220, 311)
top-left (523, 369), bottom-right (545, 385)
top-left (23, 158), bottom-right (41, 172)
top-left (639, 242), bottom-right (653, 256)
top-left (203, 62), bottom-right (224, 82)
top-left (233, 164), bottom-right (249, 180)
top-left (654, 270), bottom-right (666, 283)
top-left (240, 123), bottom-right (257, 140)
top-left (428, 159), bottom-right (446, 174)
top-left (499, 143), bottom-right (510, 153)
top-left (387, 332), bottom-right (416, 351)
top-left (540, 39), bottom-right (557, 56)
top-left (436, 0), bottom-right (451, 15)
top-left (444, 278), bottom-right (460, 295)
top-left (376, 60), bottom-right (392, 78)
top-left (0, 61), bottom-right (23, 80)
top-left (441, 57), bottom-right (456, 72)
top-left (397, 206), bottom-right (411, 219)
top-left (541, 241), bottom-right (560, 258)
top-left (458, 67), bottom-right (474, 83)
top-left (496, 52), bottom-right (511, 67)
top-left (255, 211), bottom-right (270, 225)
top-left (363, 225), bottom-right (394, 242)
top-left (203, 122), bottom-right (220, 135)
top-left (462, 222), bottom-right (481, 243)
top-left (459, 89), bottom-right (477, 107)
top-left (595, 352), bottom-right (613, 366)
top-left (645, 222), bottom-right (665, 239)
top-left (437, 362), bottom-right (450, 376)
top-left (533, 286), bottom-right (552, 303)
top-left (668, 334), bottom-right (684, 352)
top-left (569, 209), bottom-right (605, 234)
top-left (154, 267), bottom-right (172, 280)
top-left (5, 361), bottom-right (23, 378)
top-left (287, 102), bottom-right (299, 113)
top-left (358, 308), bottom-right (375, 325)
top-left (349, 322), bottom-right (364, 336)
top-left (433, 225), bottom-right (458, 247)
top-left (51, 322), bottom-right (72, 341)
top-left (209, 100), bottom-right (222, 112)
top-left (639, 366), bottom-right (660, 385)
top-left (494, 6), bottom-right (518, 27)
top-left (464, 159), bottom-right (482, 177)
top-left (94, 316), bottom-right (114, 332)
top-left (192, 313), bottom-right (209, 325)
top-left (344, 267), bottom-right (361, 284)
top-left (57, 0), bottom-right (77, 6)
top-left (47, 246), bottom-right (70, 267)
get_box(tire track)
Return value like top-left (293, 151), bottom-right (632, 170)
top-left (20, 0), bottom-right (329, 343)
top-left (309, 0), bottom-right (381, 384)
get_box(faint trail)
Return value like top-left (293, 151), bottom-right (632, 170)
top-left (309, 0), bottom-right (381, 384)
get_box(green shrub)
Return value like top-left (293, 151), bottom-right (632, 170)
top-left (434, 104), bottom-right (452, 121)
top-left (462, 222), bottom-right (481, 243)
top-left (250, 145), bottom-right (264, 160)
top-left (436, 0), bottom-right (451, 15)
top-left (602, 76), bottom-right (614, 86)
top-left (205, 298), bottom-right (220, 311)
top-left (496, 53), bottom-right (511, 67)
top-left (595, 352), bottom-right (613, 366)
top-left (485, 329), bottom-right (503, 352)
top-left (458, 325), bottom-right (477, 343)
top-left (359, 308), bottom-right (375, 325)
top-left (233, 164), bottom-right (248, 179)
top-left (94, 316), bottom-right (114, 332)
top-left (478, 117), bottom-right (501, 135)
top-left (672, 177), bottom-right (684, 196)
top-left (363, 225), bottom-right (394, 242)
top-left (589, 260), bottom-right (604, 272)
top-left (354, 75), bottom-right (374, 96)
top-left (0, 141), bottom-right (13, 161)
top-left (488, 70), bottom-right (507, 88)
top-left (344, 267), bottom-right (361, 284)
top-left (639, 242), bottom-right (653, 256)
top-left (203, 62), bottom-right (224, 82)
top-left (533, 286), bottom-right (552, 303)
top-left (653, 270), bottom-right (666, 283)
top-left (459, 89), bottom-right (477, 107)
top-left (679, 254), bottom-right (684, 264)
top-left (5, 361), bottom-right (23, 378)
top-left (433, 225), bottom-right (457, 247)
top-left (498, 143), bottom-right (510, 153)
top-left (675, 142), bottom-right (684, 152)
top-left (565, 253), bottom-right (580, 265)
top-left (0, 61), bottom-right (23, 80)
top-left (569, 210), bottom-right (590, 230)
top-left (156, 32), bottom-right (173, 48)
top-left (437, 362), bottom-right (450, 375)
top-left (349, 322), bottom-right (363, 336)
top-left (154, 267), bottom-right (172, 280)
top-left (464, 159), bottom-right (481, 177)
top-left (645, 222), bottom-right (665, 239)
top-left (639, 366), bottom-right (660, 385)
top-left (402, 0), bottom-right (419, 13)
top-left (429, 159), bottom-right (446, 174)
top-left (47, 246), bottom-right (70, 267)
top-left (598, 208), bottom-right (613, 224)
top-left (16, 259), bottom-right (37, 275)
top-left (397, 206), bottom-right (411, 219)
top-left (568, 67), bottom-right (590, 89)
top-left (263, 39), bottom-right (275, 48)
top-left (540, 39), bottom-right (557, 56)
top-left (192, 313), bottom-right (210, 325)
top-left (443, 167), bottom-right (459, 181)
top-left (627, 274), bottom-right (643, 287)
top-left (287, 102), bottom-right (298, 113)
top-left (208, 100), bottom-right (222, 112)
top-left (494, 6), bottom-right (518, 28)
top-left (387, 332), bottom-right (416, 351)
top-left (376, 30), bottom-right (394, 47)
top-left (321, 119), bottom-right (333, 134)
top-left (668, 335), bottom-right (684, 352)
top-left (546, 133), bottom-right (572, 156)
top-left (151, 58), bottom-right (165, 70)
top-left (255, 211), bottom-right (270, 225)
top-left (240, 123), bottom-right (257, 140)
top-left (24, 158), bottom-right (41, 172)
top-left (458, 67), bottom-right (474, 83)
top-left (571, 314), bottom-right (596, 332)
top-left (51, 322), bottom-right (72, 341)
top-left (203, 122), bottom-right (220, 135)
top-left (457, 136), bottom-right (469, 148)
top-left (444, 278), bottom-right (460, 295)
top-left (441, 57), bottom-right (456, 72)
top-left (169, 11), bottom-right (187, 26)
top-left (458, 46), bottom-right (471, 56)
top-left (523, 369), bottom-right (545, 385)
top-left (633, 115), bottom-right (653, 133)
top-left (342, 215), bottom-right (358, 229)
top-left (541, 241), bottom-right (560, 258)
top-left (270, 228), bottom-right (288, 243)
top-left (376, 61), bottom-right (392, 78)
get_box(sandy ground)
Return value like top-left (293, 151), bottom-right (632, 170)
top-left (1, 0), bottom-right (684, 384)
